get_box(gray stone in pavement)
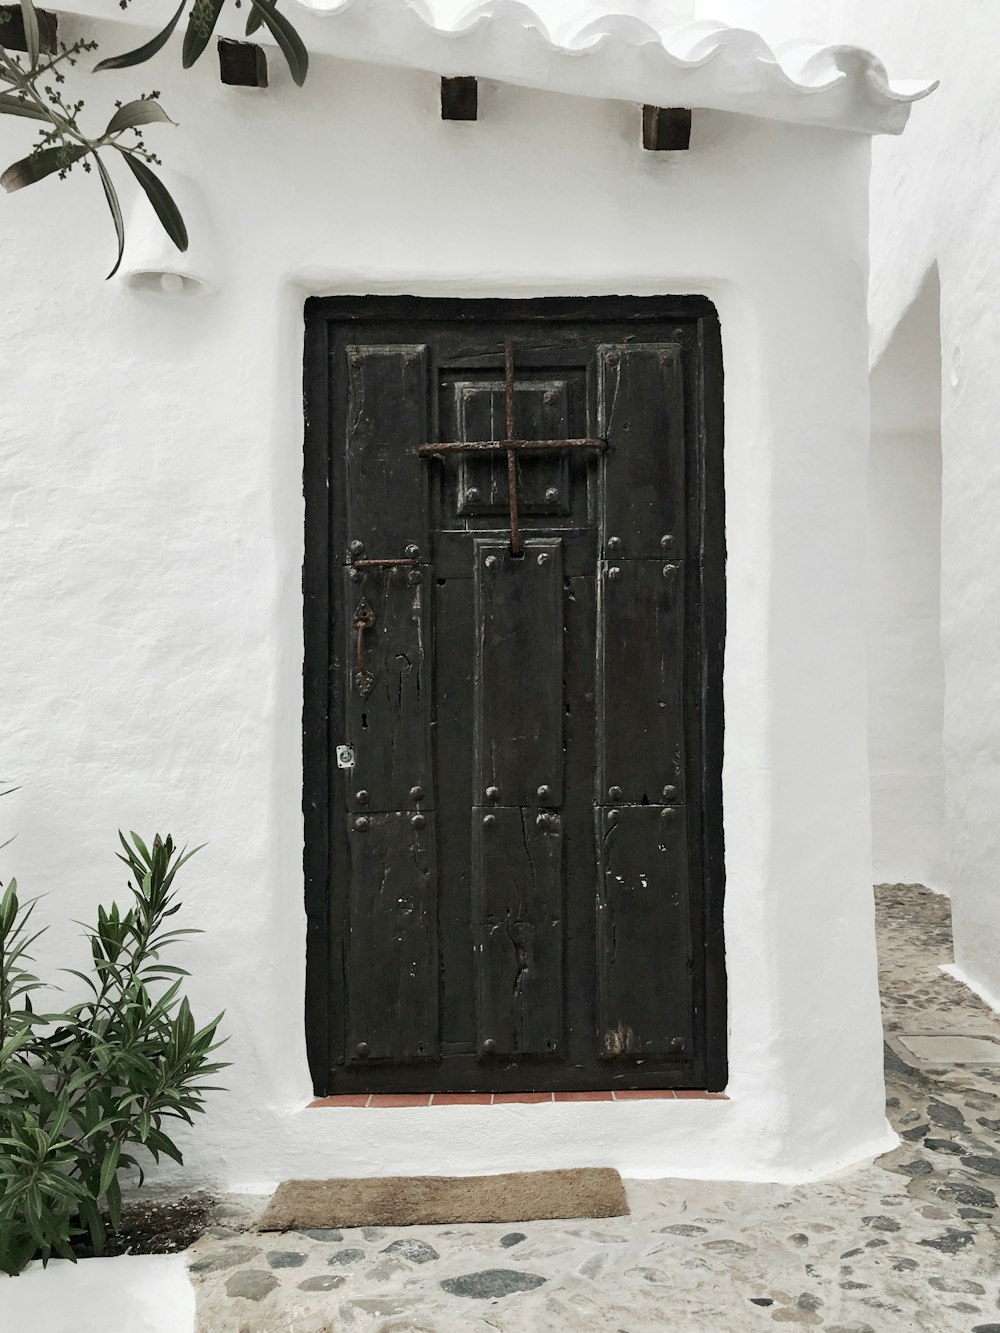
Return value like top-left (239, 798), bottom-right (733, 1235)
top-left (327, 1247), bottom-right (366, 1266)
top-left (928, 1098), bottom-right (968, 1131)
top-left (499, 1231), bottom-right (525, 1247)
top-left (440, 1268), bottom-right (548, 1299)
top-left (266, 1250), bottom-right (306, 1268)
top-left (954, 1183), bottom-right (996, 1207)
top-left (381, 1237), bottom-right (439, 1264)
top-left (928, 1276), bottom-right (986, 1294)
top-left (900, 1124), bottom-right (928, 1141)
top-left (188, 1244), bottom-right (260, 1274)
top-left (961, 1155), bottom-right (1000, 1176)
top-left (917, 1227), bottom-right (974, 1253)
top-left (298, 1274), bottom-right (346, 1292)
top-left (225, 1270), bottom-right (279, 1300)
top-left (299, 1228), bottom-right (343, 1242)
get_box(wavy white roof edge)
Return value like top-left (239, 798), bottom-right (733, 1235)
top-left (288, 0), bottom-right (937, 135)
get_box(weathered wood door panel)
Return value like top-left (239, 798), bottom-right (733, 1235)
top-left (345, 811), bottom-right (439, 1066)
top-left (474, 536), bottom-right (564, 808)
top-left (303, 296), bottom-right (726, 1095)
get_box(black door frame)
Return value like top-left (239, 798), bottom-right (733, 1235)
top-left (302, 294), bottom-right (727, 1095)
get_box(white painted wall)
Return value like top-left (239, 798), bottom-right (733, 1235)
top-left (0, 28), bottom-right (890, 1184)
top-left (710, 0), bottom-right (1000, 1012)
top-left (867, 275), bottom-right (945, 888)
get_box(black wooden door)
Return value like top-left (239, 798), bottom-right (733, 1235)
top-left (304, 296), bottom-right (725, 1095)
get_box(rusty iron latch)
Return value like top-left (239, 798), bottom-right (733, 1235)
top-left (419, 338), bottom-right (607, 556)
top-left (353, 599), bottom-right (376, 698)
top-left (349, 541), bottom-right (422, 576)
top-left (351, 558), bottom-right (418, 570)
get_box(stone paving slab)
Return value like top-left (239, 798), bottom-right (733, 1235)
top-left (890, 1034), bottom-right (1000, 1065)
top-left (188, 885), bottom-right (1000, 1332)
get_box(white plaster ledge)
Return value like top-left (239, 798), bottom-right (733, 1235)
top-left (0, 1253), bottom-right (195, 1333)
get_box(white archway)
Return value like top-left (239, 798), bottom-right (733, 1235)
top-left (866, 268), bottom-right (946, 890)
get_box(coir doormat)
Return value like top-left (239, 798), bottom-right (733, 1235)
top-left (258, 1168), bottom-right (629, 1230)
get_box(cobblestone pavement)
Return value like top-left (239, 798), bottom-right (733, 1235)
top-left (190, 885), bottom-right (1000, 1332)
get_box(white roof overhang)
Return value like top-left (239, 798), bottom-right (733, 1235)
top-left (285, 0), bottom-right (937, 136)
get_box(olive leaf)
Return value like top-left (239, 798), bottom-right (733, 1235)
top-left (105, 99), bottom-right (174, 136)
top-left (182, 0), bottom-right (226, 68)
top-left (1, 144), bottom-right (88, 193)
top-left (121, 151), bottom-right (188, 253)
top-left (0, 93), bottom-right (47, 121)
top-left (94, 0), bottom-right (187, 72)
top-left (93, 153), bottom-right (125, 279)
top-left (246, 0), bottom-right (307, 85)
top-left (19, 0), bottom-right (39, 68)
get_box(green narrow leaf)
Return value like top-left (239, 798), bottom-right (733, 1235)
top-left (1, 144), bottom-right (89, 193)
top-left (247, 0), bottom-right (307, 85)
top-left (245, 5), bottom-right (263, 34)
top-left (105, 99), bottom-right (174, 137)
top-left (49, 1232), bottom-right (76, 1262)
top-left (94, 0), bottom-right (187, 72)
top-left (182, 0), bottom-right (225, 68)
top-left (130, 832), bottom-right (152, 865)
top-left (93, 154), bottom-right (125, 280)
top-left (0, 1027), bottom-right (34, 1063)
top-left (0, 93), bottom-right (48, 121)
top-left (105, 1174), bottom-right (122, 1231)
top-left (20, 0), bottom-right (39, 67)
top-left (0, 876), bottom-right (17, 929)
top-left (98, 1142), bottom-right (121, 1198)
top-left (77, 1194), bottom-right (104, 1254)
top-left (120, 154), bottom-right (188, 253)
top-left (145, 1127), bottom-right (184, 1165)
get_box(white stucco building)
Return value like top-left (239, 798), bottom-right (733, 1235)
top-left (709, 0), bottom-right (999, 1011)
top-left (0, 0), bottom-right (936, 1189)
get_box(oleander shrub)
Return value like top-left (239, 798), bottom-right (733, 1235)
top-left (0, 830), bottom-right (225, 1275)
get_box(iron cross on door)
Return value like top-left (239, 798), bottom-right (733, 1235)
top-left (303, 296), bottom-right (727, 1098)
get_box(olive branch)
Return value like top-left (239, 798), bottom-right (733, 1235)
top-left (0, 0), bottom-right (308, 276)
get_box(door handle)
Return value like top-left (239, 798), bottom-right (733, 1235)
top-left (354, 599), bottom-right (376, 698)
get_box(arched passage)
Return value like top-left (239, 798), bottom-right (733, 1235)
top-left (866, 268), bottom-right (946, 889)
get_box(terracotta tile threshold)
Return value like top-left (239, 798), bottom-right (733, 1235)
top-left (309, 1090), bottom-right (727, 1108)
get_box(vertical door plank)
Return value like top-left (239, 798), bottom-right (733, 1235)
top-left (432, 575), bottom-right (476, 1046)
top-left (596, 805), bottom-right (693, 1062)
top-left (473, 537), bottom-right (564, 808)
top-left (598, 343), bottom-right (685, 559)
top-left (345, 345), bottom-right (430, 556)
top-left (598, 558), bottom-right (684, 805)
top-left (344, 565), bottom-right (433, 813)
top-left (474, 807), bottom-right (563, 1060)
top-left (346, 812), bottom-right (439, 1065)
